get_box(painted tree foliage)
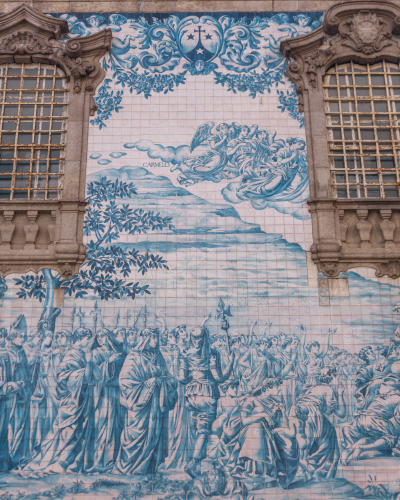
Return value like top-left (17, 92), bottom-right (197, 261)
top-left (11, 177), bottom-right (174, 324)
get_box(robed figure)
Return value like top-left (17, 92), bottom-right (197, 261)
top-left (85, 328), bottom-right (126, 473)
top-left (7, 316), bottom-right (32, 469)
top-left (115, 328), bottom-right (177, 474)
top-left (24, 328), bottom-right (95, 474)
top-left (0, 328), bottom-right (25, 472)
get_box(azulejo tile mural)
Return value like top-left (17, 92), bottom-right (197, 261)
top-left (2, 9), bottom-right (400, 500)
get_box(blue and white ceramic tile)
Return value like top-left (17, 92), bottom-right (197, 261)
top-left (1, 10), bottom-right (400, 500)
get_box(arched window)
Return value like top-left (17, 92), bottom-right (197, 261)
top-left (0, 5), bottom-right (111, 277)
top-left (325, 61), bottom-right (400, 199)
top-left (281, 1), bottom-right (400, 279)
top-left (0, 64), bottom-right (68, 200)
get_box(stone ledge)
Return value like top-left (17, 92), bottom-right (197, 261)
top-left (2, 0), bottom-right (394, 13)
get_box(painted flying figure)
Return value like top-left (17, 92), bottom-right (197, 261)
top-left (236, 136), bottom-right (308, 205)
top-left (65, 14), bottom-right (127, 36)
top-left (63, 14), bottom-right (139, 71)
top-left (226, 126), bottom-right (263, 176)
top-left (173, 123), bottom-right (234, 186)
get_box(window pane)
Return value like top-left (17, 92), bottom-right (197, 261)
top-left (384, 186), bottom-right (399, 197)
top-left (324, 62), bottom-right (400, 199)
top-left (0, 63), bottom-right (67, 200)
top-left (381, 157), bottom-right (395, 169)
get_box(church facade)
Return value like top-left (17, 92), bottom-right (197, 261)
top-left (0, 1), bottom-right (399, 500)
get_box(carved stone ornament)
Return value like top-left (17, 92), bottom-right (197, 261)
top-left (61, 263), bottom-right (73, 277)
top-left (280, 1), bottom-right (400, 280)
top-left (0, 31), bottom-right (54, 55)
top-left (376, 261), bottom-right (400, 280)
top-left (320, 262), bottom-right (338, 277)
top-left (281, 1), bottom-right (400, 103)
top-left (0, 5), bottom-right (112, 278)
top-left (0, 6), bottom-right (112, 95)
top-left (342, 11), bottom-right (392, 54)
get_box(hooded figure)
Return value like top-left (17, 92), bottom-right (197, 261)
top-left (24, 328), bottom-right (95, 474)
top-left (114, 328), bottom-right (177, 475)
top-left (6, 314), bottom-right (31, 469)
top-left (84, 327), bottom-right (126, 473)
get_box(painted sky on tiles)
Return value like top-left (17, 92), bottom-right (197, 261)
top-left (53, 12), bottom-right (322, 221)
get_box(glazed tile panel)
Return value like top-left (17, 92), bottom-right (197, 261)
top-left (1, 10), bottom-right (400, 500)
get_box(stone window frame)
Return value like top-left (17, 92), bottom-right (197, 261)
top-left (0, 5), bottom-right (111, 278)
top-left (280, 0), bottom-right (400, 279)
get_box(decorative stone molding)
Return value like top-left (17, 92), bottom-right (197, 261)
top-left (0, 5), bottom-right (112, 277)
top-left (280, 0), bottom-right (400, 279)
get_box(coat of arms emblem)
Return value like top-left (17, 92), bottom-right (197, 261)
top-left (342, 10), bottom-right (392, 54)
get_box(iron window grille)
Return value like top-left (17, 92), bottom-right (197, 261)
top-left (280, 1), bottom-right (400, 278)
top-left (0, 4), bottom-right (111, 277)
top-left (0, 64), bottom-right (67, 201)
top-left (325, 61), bottom-right (400, 200)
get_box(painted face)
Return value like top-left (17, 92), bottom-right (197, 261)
top-left (311, 343), bottom-right (320, 354)
top-left (366, 349), bottom-right (376, 362)
top-left (88, 16), bottom-right (100, 27)
top-left (42, 335), bottom-right (53, 348)
top-left (114, 330), bottom-right (125, 343)
top-left (149, 331), bottom-right (159, 348)
top-left (57, 332), bottom-right (67, 347)
top-left (97, 333), bottom-right (107, 346)
top-left (297, 16), bottom-right (309, 26)
top-left (195, 61), bottom-right (204, 71)
top-left (270, 385), bottom-right (281, 396)
top-left (227, 385), bottom-right (239, 397)
top-left (190, 328), bottom-right (204, 349)
top-left (178, 327), bottom-right (187, 341)
top-left (25, 331), bottom-right (41, 347)
top-left (219, 125), bottom-right (228, 135)
top-left (240, 128), bottom-right (249, 138)
top-left (127, 333), bottom-right (136, 347)
top-left (168, 333), bottom-right (177, 346)
top-left (13, 331), bottom-right (25, 347)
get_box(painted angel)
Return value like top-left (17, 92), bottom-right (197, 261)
top-left (69, 14), bottom-right (128, 36)
top-left (226, 124), bottom-right (261, 174)
top-left (237, 135), bottom-right (308, 204)
top-left (173, 122), bottom-right (233, 186)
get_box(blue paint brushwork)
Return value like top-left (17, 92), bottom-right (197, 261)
top-left (52, 12), bottom-right (322, 126)
top-left (0, 10), bottom-right (399, 500)
top-left (125, 123), bottom-right (309, 219)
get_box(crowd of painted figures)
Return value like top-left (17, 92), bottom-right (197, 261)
top-left (0, 311), bottom-right (399, 488)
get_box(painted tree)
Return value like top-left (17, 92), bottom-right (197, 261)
top-left (11, 176), bottom-right (174, 330)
